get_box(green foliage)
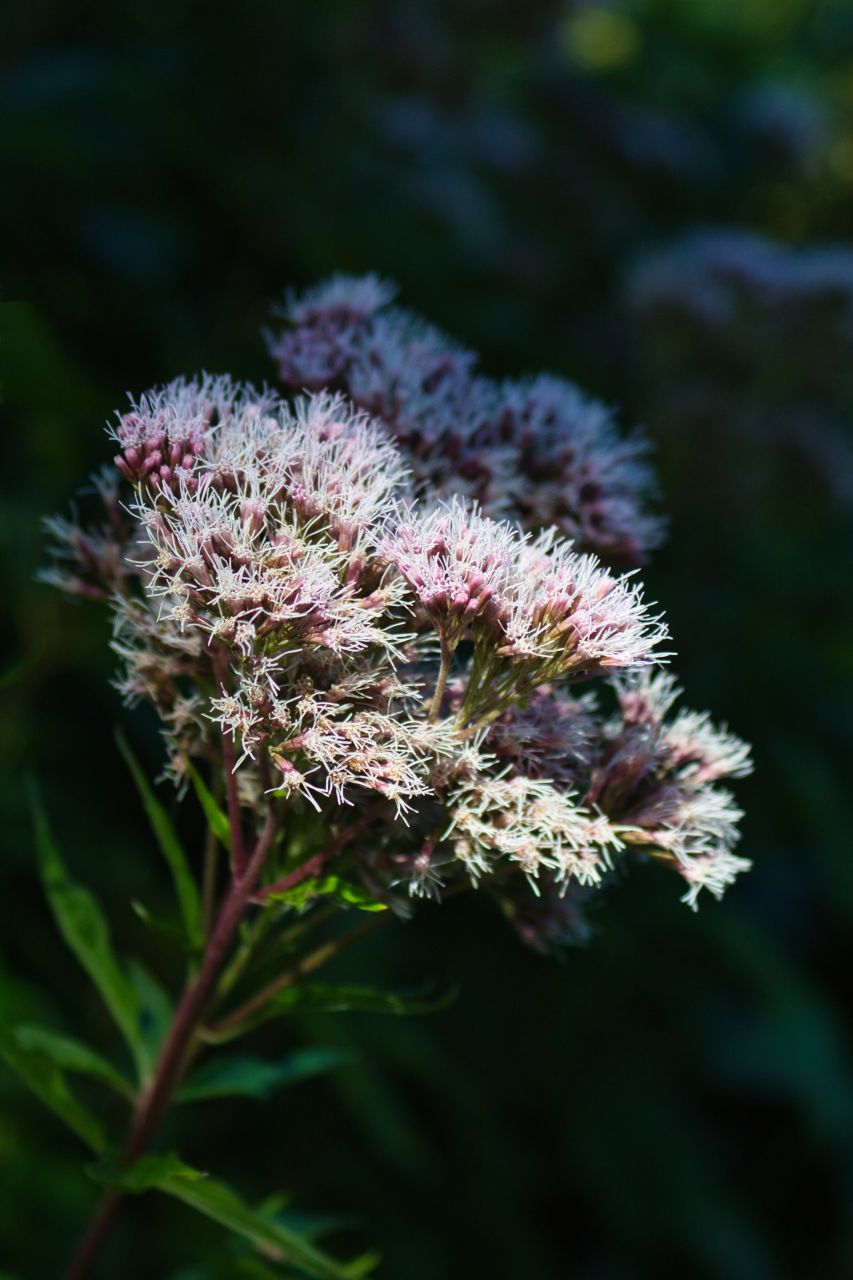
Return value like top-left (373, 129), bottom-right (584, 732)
top-left (8, 1023), bottom-right (133, 1098)
top-left (266, 877), bottom-right (388, 913)
top-left (91, 1155), bottom-right (378, 1279)
top-left (209, 984), bottom-right (456, 1043)
top-left (0, 650), bottom-right (41, 690)
top-left (28, 780), bottom-right (150, 1082)
top-left (126, 959), bottom-right (174, 1075)
top-left (177, 1048), bottom-right (356, 1103)
top-left (116, 731), bottom-right (203, 949)
top-left (6, 2), bottom-right (853, 1274)
top-left (0, 1020), bottom-right (108, 1151)
top-left (187, 761), bottom-right (233, 853)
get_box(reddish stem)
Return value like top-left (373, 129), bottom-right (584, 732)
top-left (207, 913), bottom-right (387, 1040)
top-left (253, 802), bottom-right (384, 903)
top-left (61, 1192), bottom-right (123, 1280)
top-left (61, 811), bottom-right (279, 1280)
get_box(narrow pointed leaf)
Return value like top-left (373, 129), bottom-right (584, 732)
top-left (91, 1154), bottom-right (374, 1279)
top-left (0, 1021), bottom-right (107, 1151)
top-left (12, 1023), bottom-right (134, 1098)
top-left (131, 899), bottom-right (190, 950)
top-left (126, 960), bottom-right (173, 1078)
top-left (209, 983), bottom-right (456, 1043)
top-left (0, 648), bottom-right (39, 690)
top-left (187, 761), bottom-right (232, 852)
top-left (177, 1048), bottom-right (356, 1103)
top-left (28, 781), bottom-right (145, 1077)
top-left (271, 983), bottom-right (455, 1017)
top-left (116, 732), bottom-right (202, 947)
top-left (88, 1152), bottom-right (207, 1191)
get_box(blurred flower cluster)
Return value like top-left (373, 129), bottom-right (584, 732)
top-left (269, 275), bottom-right (663, 563)
top-left (627, 227), bottom-right (853, 509)
top-left (45, 285), bottom-right (751, 951)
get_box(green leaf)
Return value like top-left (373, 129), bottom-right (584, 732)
top-left (116, 731), bottom-right (202, 948)
top-left (267, 875), bottom-right (387, 913)
top-left (11, 1023), bottom-right (134, 1098)
top-left (177, 1048), bottom-right (356, 1103)
top-left (126, 961), bottom-right (173, 1078)
top-left (131, 899), bottom-right (191, 950)
top-left (88, 1152), bottom-right (208, 1192)
top-left (92, 1155), bottom-right (375, 1279)
top-left (209, 983), bottom-right (456, 1043)
top-left (0, 1020), bottom-right (107, 1151)
top-left (275, 983), bottom-right (455, 1016)
top-left (186, 761), bottom-right (232, 852)
top-left (0, 648), bottom-right (40, 690)
top-left (28, 780), bottom-right (146, 1079)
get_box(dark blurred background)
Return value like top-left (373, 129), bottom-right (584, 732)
top-left (2, 1), bottom-right (853, 1277)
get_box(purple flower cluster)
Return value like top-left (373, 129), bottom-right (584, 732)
top-left (627, 227), bottom-right (853, 511)
top-left (269, 276), bottom-right (663, 563)
top-left (44, 282), bottom-right (752, 950)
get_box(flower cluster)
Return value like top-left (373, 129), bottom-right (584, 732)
top-left (628, 228), bottom-right (853, 336)
top-left (627, 227), bottom-right (853, 512)
top-left (45, 283), bottom-right (752, 949)
top-left (268, 275), bottom-right (663, 563)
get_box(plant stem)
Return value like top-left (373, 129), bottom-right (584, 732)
top-left (254, 802), bottom-right (384, 903)
top-left (60, 1191), bottom-right (123, 1280)
top-left (61, 810), bottom-right (279, 1280)
top-left (427, 639), bottom-right (452, 722)
top-left (214, 904), bottom-right (277, 1005)
top-left (210, 643), bottom-right (247, 877)
top-left (207, 913), bottom-right (388, 1040)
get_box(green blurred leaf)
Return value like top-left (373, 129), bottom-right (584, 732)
top-left (266, 983), bottom-right (454, 1018)
top-left (92, 1153), bottom-right (376, 1279)
top-left (210, 983), bottom-right (455, 1042)
top-left (28, 780), bottom-right (146, 1079)
top-left (131, 899), bottom-right (191, 950)
top-left (0, 649), bottom-right (40, 690)
top-left (186, 761), bottom-right (232, 852)
top-left (177, 1047), bottom-right (356, 1102)
top-left (0, 1020), bottom-right (107, 1151)
top-left (126, 960), bottom-right (173, 1078)
top-left (89, 1152), bottom-right (208, 1192)
top-left (117, 731), bottom-right (202, 948)
top-left (11, 1023), bottom-right (134, 1098)
top-left (267, 875), bottom-right (387, 913)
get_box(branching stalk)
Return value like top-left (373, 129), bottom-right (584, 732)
top-left (206, 913), bottom-right (389, 1040)
top-left (62, 809), bottom-right (280, 1280)
top-left (254, 802), bottom-right (384, 903)
top-left (427, 638), bottom-right (452, 722)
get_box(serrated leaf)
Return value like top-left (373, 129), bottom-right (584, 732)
top-left (12, 1023), bottom-right (134, 1098)
top-left (186, 761), bottom-right (232, 852)
top-left (93, 1154), bottom-right (375, 1279)
top-left (177, 1048), bottom-right (356, 1103)
top-left (266, 875), bottom-right (387, 913)
top-left (0, 1020), bottom-right (107, 1150)
top-left (28, 780), bottom-right (146, 1079)
top-left (117, 732), bottom-right (202, 948)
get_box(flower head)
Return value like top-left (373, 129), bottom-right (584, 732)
top-left (44, 279), bottom-right (753, 945)
top-left (270, 276), bottom-right (662, 563)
